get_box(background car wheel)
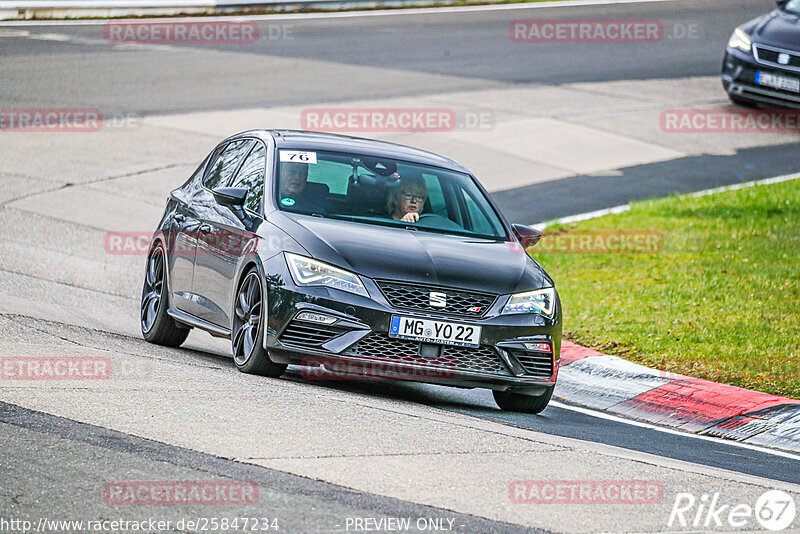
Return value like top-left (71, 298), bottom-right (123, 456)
top-left (232, 268), bottom-right (288, 378)
top-left (141, 244), bottom-right (190, 347)
top-left (493, 387), bottom-right (554, 414)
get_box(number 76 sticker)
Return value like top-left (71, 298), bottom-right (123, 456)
top-left (279, 150), bottom-right (317, 164)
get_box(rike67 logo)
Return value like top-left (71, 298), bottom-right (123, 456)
top-left (669, 490), bottom-right (797, 531)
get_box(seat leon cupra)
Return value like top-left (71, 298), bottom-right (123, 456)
top-left (723, 0), bottom-right (800, 108)
top-left (141, 130), bottom-right (561, 413)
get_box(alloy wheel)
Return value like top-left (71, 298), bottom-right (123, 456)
top-left (141, 247), bottom-right (165, 333)
top-left (233, 271), bottom-right (263, 366)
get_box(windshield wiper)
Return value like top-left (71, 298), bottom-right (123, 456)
top-left (310, 213), bottom-right (355, 222)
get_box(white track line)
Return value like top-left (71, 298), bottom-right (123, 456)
top-left (534, 171), bottom-right (800, 229)
top-left (532, 204), bottom-right (630, 230)
top-left (0, 0), bottom-right (678, 26)
top-left (688, 172), bottom-right (800, 198)
top-left (550, 400), bottom-right (800, 462)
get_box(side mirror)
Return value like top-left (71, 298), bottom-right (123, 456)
top-left (512, 224), bottom-right (543, 248)
top-left (212, 187), bottom-right (248, 207)
top-left (777, 0), bottom-right (789, 8)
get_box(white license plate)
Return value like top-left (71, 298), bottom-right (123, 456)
top-left (388, 316), bottom-right (481, 348)
top-left (756, 71), bottom-right (800, 93)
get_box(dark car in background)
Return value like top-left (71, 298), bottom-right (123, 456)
top-left (140, 130), bottom-right (561, 413)
top-left (723, 0), bottom-right (800, 108)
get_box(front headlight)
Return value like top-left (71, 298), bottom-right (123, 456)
top-left (728, 28), bottom-right (751, 52)
top-left (502, 287), bottom-right (556, 318)
top-left (285, 253), bottom-right (369, 298)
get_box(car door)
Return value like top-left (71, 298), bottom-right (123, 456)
top-left (165, 144), bottom-right (228, 318)
top-left (191, 139), bottom-right (260, 327)
top-left (167, 191), bottom-right (202, 314)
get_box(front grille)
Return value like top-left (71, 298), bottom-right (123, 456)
top-left (509, 350), bottom-right (554, 379)
top-left (345, 334), bottom-right (511, 375)
top-left (279, 321), bottom-right (348, 350)
top-left (377, 280), bottom-right (497, 318)
top-left (754, 45), bottom-right (800, 71)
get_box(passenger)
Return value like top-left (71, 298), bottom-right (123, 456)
top-left (386, 178), bottom-right (428, 223)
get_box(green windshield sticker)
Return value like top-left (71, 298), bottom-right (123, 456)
top-left (280, 197), bottom-right (296, 206)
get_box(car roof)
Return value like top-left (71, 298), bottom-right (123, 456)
top-left (226, 129), bottom-right (471, 174)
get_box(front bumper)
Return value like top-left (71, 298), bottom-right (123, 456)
top-left (262, 258), bottom-right (561, 394)
top-left (722, 49), bottom-right (800, 109)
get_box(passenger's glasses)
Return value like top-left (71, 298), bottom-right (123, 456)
top-left (402, 191), bottom-right (426, 203)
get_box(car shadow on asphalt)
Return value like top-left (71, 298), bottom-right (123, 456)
top-left (282, 365), bottom-right (504, 414)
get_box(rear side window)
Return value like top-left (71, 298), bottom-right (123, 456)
top-left (229, 142), bottom-right (266, 214)
top-left (203, 140), bottom-right (254, 190)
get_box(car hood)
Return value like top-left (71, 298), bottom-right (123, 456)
top-left (270, 212), bottom-right (552, 295)
top-left (745, 9), bottom-right (800, 50)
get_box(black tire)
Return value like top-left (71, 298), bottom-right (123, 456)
top-left (232, 268), bottom-right (287, 378)
top-left (141, 244), bottom-right (190, 347)
top-left (493, 387), bottom-right (554, 414)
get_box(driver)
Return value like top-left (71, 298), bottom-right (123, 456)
top-left (386, 177), bottom-right (428, 223)
top-left (279, 162), bottom-right (328, 213)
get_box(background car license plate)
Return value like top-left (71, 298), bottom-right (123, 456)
top-left (756, 71), bottom-right (800, 93)
top-left (389, 316), bottom-right (481, 348)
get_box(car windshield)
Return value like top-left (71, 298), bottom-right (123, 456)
top-left (275, 149), bottom-right (508, 240)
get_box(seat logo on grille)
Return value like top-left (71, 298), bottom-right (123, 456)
top-left (778, 53), bottom-right (791, 65)
top-left (429, 292), bottom-right (447, 308)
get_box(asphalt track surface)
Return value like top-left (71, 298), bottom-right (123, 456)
top-left (0, 0), bottom-right (776, 113)
top-left (0, 401), bottom-right (540, 534)
top-left (2, 0), bottom-right (800, 531)
top-left (289, 372), bottom-right (800, 485)
top-left (2, 0), bottom-right (794, 224)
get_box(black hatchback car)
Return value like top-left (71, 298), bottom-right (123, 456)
top-left (723, 0), bottom-right (800, 108)
top-left (141, 130), bottom-right (561, 413)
